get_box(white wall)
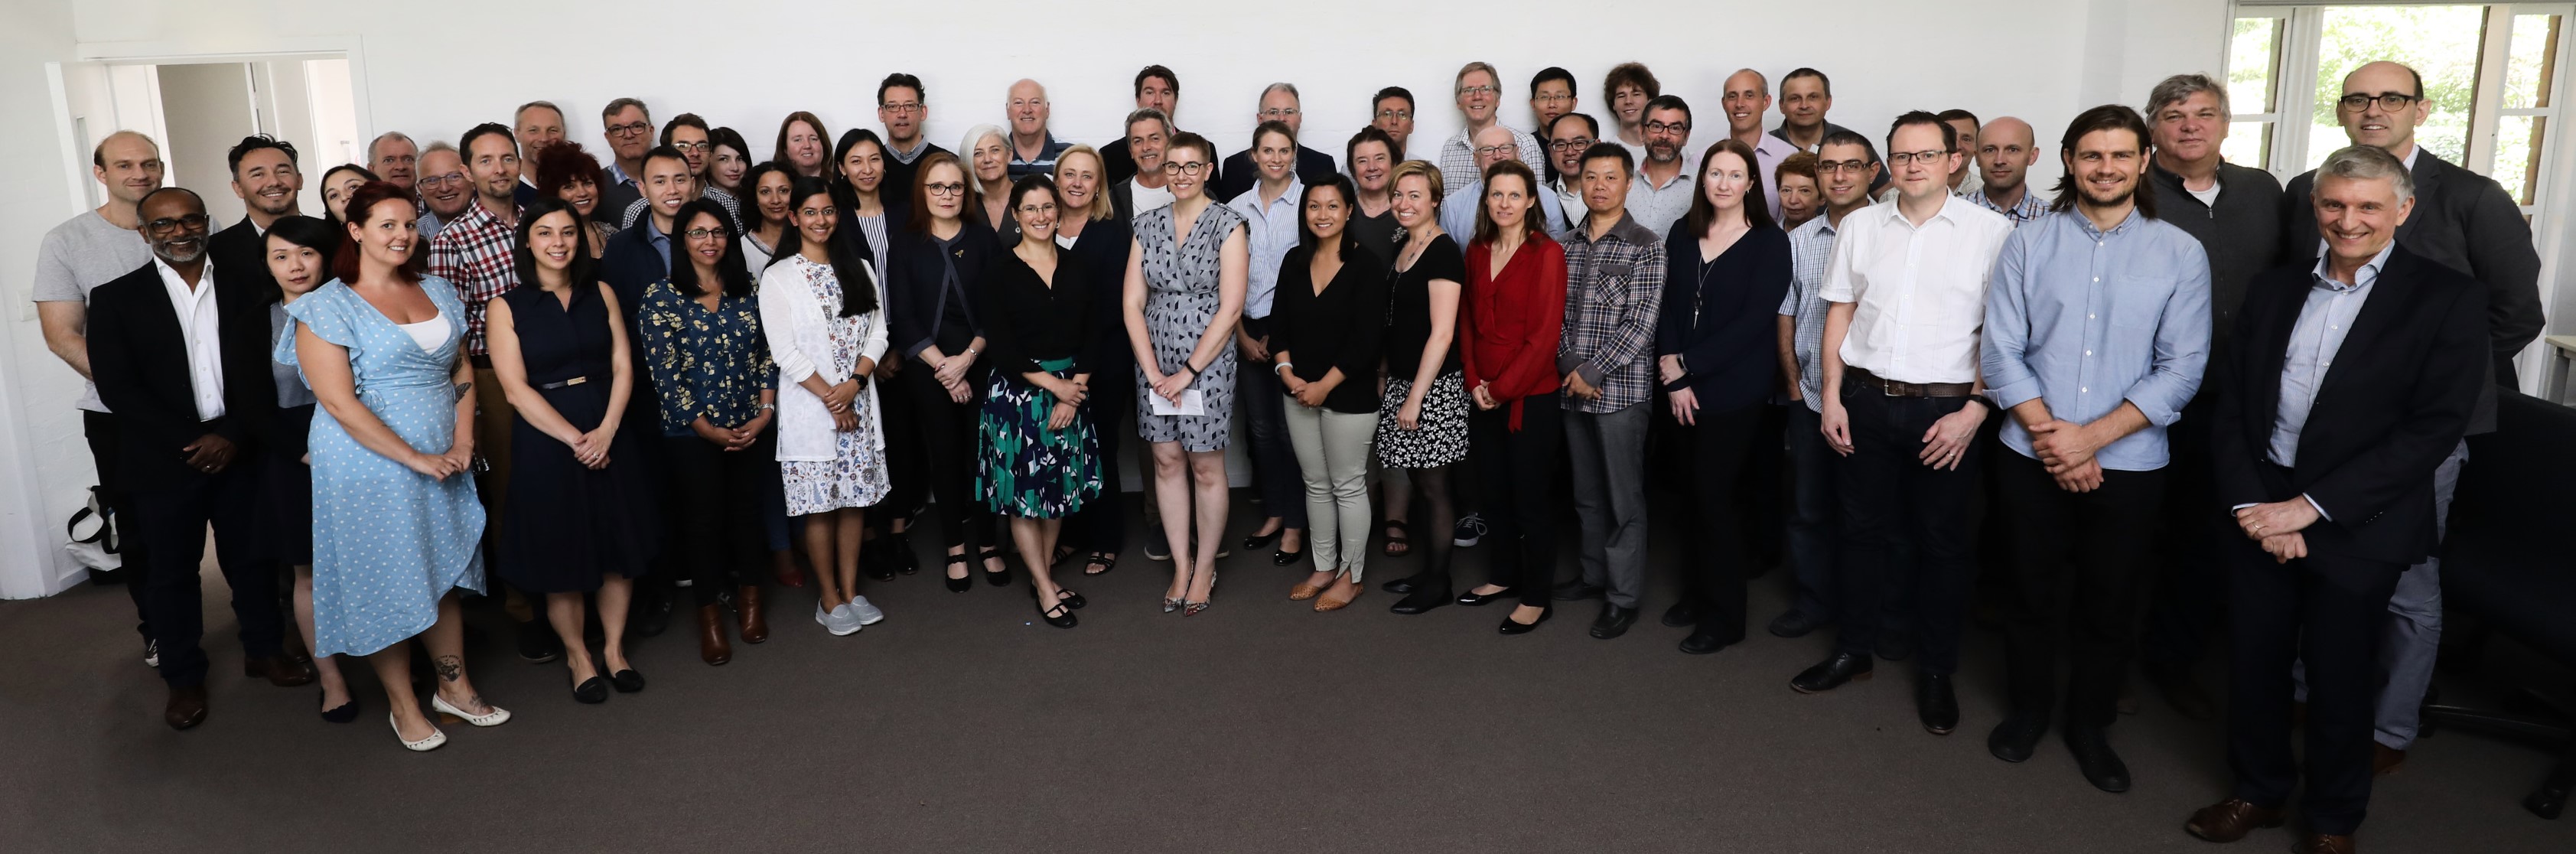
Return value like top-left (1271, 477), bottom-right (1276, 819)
top-left (0, 0), bottom-right (2232, 596)
top-left (2, 0), bottom-right (89, 598)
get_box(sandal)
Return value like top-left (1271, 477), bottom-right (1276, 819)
top-left (1084, 552), bottom-right (1118, 576)
top-left (1382, 520), bottom-right (1412, 557)
top-left (1053, 544), bottom-right (1077, 566)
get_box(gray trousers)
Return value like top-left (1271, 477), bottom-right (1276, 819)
top-left (2294, 439), bottom-right (2463, 751)
top-left (1566, 403), bottom-right (1650, 608)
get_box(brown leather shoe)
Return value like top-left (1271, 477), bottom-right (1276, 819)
top-left (246, 653), bottom-right (318, 687)
top-left (1314, 579), bottom-right (1360, 612)
top-left (2292, 833), bottom-right (2355, 854)
top-left (1288, 583), bottom-right (1324, 601)
top-left (2184, 798), bottom-right (2285, 843)
top-left (164, 685), bottom-right (209, 730)
top-left (696, 604), bottom-right (732, 666)
top-left (2372, 743), bottom-right (2405, 777)
top-left (734, 585), bottom-right (769, 644)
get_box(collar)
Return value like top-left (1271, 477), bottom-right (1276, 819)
top-left (1242, 177), bottom-right (1304, 212)
top-left (153, 256), bottom-right (214, 293)
top-left (641, 214), bottom-right (669, 245)
top-left (604, 161), bottom-right (636, 187)
top-left (1877, 193), bottom-right (1963, 227)
top-left (2311, 241), bottom-right (2395, 292)
top-left (1802, 210), bottom-right (1845, 237)
top-left (1010, 132), bottom-right (1061, 162)
top-left (888, 139), bottom-right (930, 163)
top-left (2401, 145), bottom-right (2420, 172)
top-left (1571, 211), bottom-right (1650, 246)
top-left (2070, 206), bottom-right (2143, 240)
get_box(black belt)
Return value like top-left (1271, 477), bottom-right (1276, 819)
top-left (1845, 367), bottom-right (1974, 398)
top-left (539, 376), bottom-right (590, 390)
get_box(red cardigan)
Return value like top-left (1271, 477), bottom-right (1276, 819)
top-left (1459, 233), bottom-right (1567, 430)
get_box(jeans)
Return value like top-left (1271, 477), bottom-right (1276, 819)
top-left (1235, 350), bottom-right (1308, 529)
top-left (1283, 399), bottom-right (1376, 579)
top-left (1783, 404), bottom-right (1840, 621)
top-left (1995, 451), bottom-right (2165, 727)
top-left (1832, 386), bottom-right (1982, 674)
top-left (1470, 394), bottom-right (1563, 609)
top-left (1565, 403), bottom-right (1650, 608)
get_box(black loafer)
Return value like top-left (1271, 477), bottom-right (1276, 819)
top-left (2063, 725), bottom-right (2131, 792)
top-left (1498, 607), bottom-right (1552, 635)
top-left (1916, 672), bottom-right (1959, 735)
top-left (1456, 587), bottom-right (1516, 607)
top-left (1380, 574), bottom-right (1419, 595)
top-left (1661, 598), bottom-right (1705, 628)
top-left (1767, 609), bottom-right (1829, 638)
top-left (1988, 712), bottom-right (2049, 763)
top-left (610, 668), bottom-right (646, 693)
top-left (1790, 651), bottom-right (1874, 693)
top-left (1242, 528), bottom-right (1283, 549)
top-left (979, 549), bottom-right (1010, 586)
top-left (572, 676), bottom-right (607, 704)
top-left (1678, 629), bottom-right (1736, 655)
top-left (1589, 605), bottom-right (1638, 639)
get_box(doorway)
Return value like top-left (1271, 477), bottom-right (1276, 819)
top-left (55, 54), bottom-right (360, 227)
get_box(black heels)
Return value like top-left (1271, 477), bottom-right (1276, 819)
top-left (979, 547), bottom-right (1010, 586)
top-left (944, 552), bottom-right (972, 593)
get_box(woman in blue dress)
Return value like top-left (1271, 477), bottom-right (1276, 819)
top-left (283, 182), bottom-right (509, 751)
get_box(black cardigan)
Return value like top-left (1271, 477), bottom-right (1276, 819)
top-left (1656, 225), bottom-right (1792, 412)
top-left (1268, 241), bottom-right (1391, 413)
top-left (885, 224), bottom-right (1000, 360)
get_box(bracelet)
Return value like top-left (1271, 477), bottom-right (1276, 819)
top-left (1274, 361), bottom-right (1295, 375)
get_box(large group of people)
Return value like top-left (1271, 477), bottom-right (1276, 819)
top-left (33, 56), bottom-right (2548, 852)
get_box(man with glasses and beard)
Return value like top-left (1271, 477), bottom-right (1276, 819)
top-left (1627, 96), bottom-right (1698, 239)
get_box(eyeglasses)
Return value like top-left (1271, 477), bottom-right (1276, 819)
top-left (1816, 159), bottom-right (1871, 175)
top-left (1259, 107), bottom-right (1301, 119)
top-left (684, 227), bottom-right (729, 240)
top-left (1474, 145), bottom-right (1516, 158)
top-left (1456, 85), bottom-right (1498, 97)
top-left (670, 141), bottom-right (709, 153)
top-left (2337, 93), bottom-right (2422, 112)
top-left (1548, 136), bottom-right (1596, 152)
top-left (418, 171), bottom-right (469, 188)
top-left (1161, 161), bottom-right (1210, 177)
top-left (1887, 149), bottom-right (1951, 165)
top-left (144, 213), bottom-right (210, 234)
top-left (881, 103), bottom-right (924, 114)
top-left (606, 121), bottom-right (653, 138)
top-left (1644, 120), bottom-right (1690, 135)
top-left (1375, 109), bottom-right (1412, 122)
top-left (926, 182), bottom-right (966, 197)
top-left (1016, 202), bottom-right (1058, 216)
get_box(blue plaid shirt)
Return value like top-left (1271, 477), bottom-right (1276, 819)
top-left (1779, 213), bottom-right (1842, 412)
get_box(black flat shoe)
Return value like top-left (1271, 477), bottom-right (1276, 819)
top-left (637, 595), bottom-right (673, 638)
top-left (1988, 712), bottom-right (2050, 764)
top-left (1241, 527), bottom-right (1283, 549)
top-left (1916, 672), bottom-right (1959, 735)
top-left (572, 676), bottom-right (607, 704)
top-left (891, 531), bottom-right (920, 575)
top-left (1590, 605), bottom-right (1639, 640)
top-left (943, 553), bottom-right (972, 593)
top-left (319, 690), bottom-right (360, 723)
top-left (1498, 607), bottom-right (1552, 635)
top-left (1272, 548), bottom-right (1304, 566)
top-left (1036, 595), bottom-right (1078, 628)
top-left (1033, 585), bottom-right (1088, 611)
top-left (610, 668), bottom-right (646, 693)
top-left (862, 541), bottom-right (897, 582)
top-left (1456, 586), bottom-right (1516, 607)
top-left (1678, 629), bottom-right (1737, 654)
top-left (2063, 725), bottom-right (2131, 792)
top-left (979, 548), bottom-right (1010, 586)
top-left (1380, 574), bottom-right (1420, 595)
top-left (1790, 651), bottom-right (1874, 693)
top-left (1389, 584), bottom-right (1452, 614)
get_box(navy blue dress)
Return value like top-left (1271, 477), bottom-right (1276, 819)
top-left (493, 284), bottom-right (660, 594)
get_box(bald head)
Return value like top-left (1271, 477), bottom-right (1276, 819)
top-left (1473, 123), bottom-right (1520, 171)
top-left (1975, 117), bottom-right (2039, 194)
top-left (2338, 60), bottom-right (2428, 157)
top-left (93, 131), bottom-right (167, 207)
top-left (1721, 69), bottom-right (1773, 136)
top-left (1007, 79), bottom-right (1052, 141)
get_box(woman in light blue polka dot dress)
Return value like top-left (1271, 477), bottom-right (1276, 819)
top-left (282, 184), bottom-right (509, 751)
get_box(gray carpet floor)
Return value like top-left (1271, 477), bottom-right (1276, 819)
top-left (2, 493), bottom-right (2568, 852)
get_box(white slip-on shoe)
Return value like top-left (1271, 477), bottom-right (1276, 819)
top-left (428, 693), bottom-right (511, 727)
top-left (826, 603), bottom-right (863, 636)
top-left (848, 595), bottom-right (885, 626)
top-left (392, 712), bottom-right (447, 751)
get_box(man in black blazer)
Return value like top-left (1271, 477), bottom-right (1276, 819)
top-left (87, 187), bottom-right (311, 731)
top-left (207, 135), bottom-right (304, 303)
top-left (1214, 83), bottom-right (1336, 202)
top-left (2186, 146), bottom-right (2486, 852)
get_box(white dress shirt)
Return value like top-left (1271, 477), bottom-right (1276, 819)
top-left (156, 259), bottom-right (227, 421)
top-left (1818, 194), bottom-right (2016, 384)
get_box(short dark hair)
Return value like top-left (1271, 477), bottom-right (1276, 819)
top-left (2048, 104), bottom-right (2158, 219)
top-left (1530, 67), bottom-right (1576, 97)
top-left (511, 197), bottom-right (599, 294)
top-left (1643, 95), bottom-right (1692, 125)
top-left (1604, 63), bottom-right (1661, 99)
top-left (1549, 112), bottom-right (1601, 140)
top-left (1345, 125), bottom-right (1397, 168)
top-left (1887, 110), bottom-right (1957, 152)
top-left (1166, 131), bottom-right (1217, 165)
top-left (1776, 152), bottom-right (1819, 188)
top-left (1135, 64), bottom-right (1177, 97)
top-left (459, 122), bottom-right (516, 158)
top-left (264, 214), bottom-right (340, 273)
top-left (878, 73), bottom-right (926, 106)
top-left (601, 97), bottom-right (650, 122)
top-left (1578, 141), bottom-right (1633, 177)
top-left (331, 181), bottom-right (425, 285)
top-left (226, 134), bottom-right (298, 175)
top-left (1783, 67), bottom-right (1831, 97)
top-left (665, 197), bottom-right (752, 299)
top-left (1819, 128), bottom-right (1873, 154)
top-left (1005, 174), bottom-right (1059, 242)
top-left (1373, 86), bottom-right (1415, 114)
top-left (1252, 119), bottom-right (1296, 148)
top-left (659, 112), bottom-right (710, 146)
top-left (643, 145), bottom-right (690, 172)
top-left (1934, 109), bottom-right (1981, 129)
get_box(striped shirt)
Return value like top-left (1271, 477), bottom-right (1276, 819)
top-left (1779, 213), bottom-right (1842, 412)
top-left (425, 200), bottom-right (520, 357)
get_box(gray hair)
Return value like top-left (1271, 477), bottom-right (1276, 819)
top-left (1262, 82), bottom-right (1301, 102)
top-left (2314, 144), bottom-right (2415, 203)
top-left (514, 100), bottom-right (562, 123)
top-left (1124, 107), bottom-right (1173, 138)
top-left (959, 123), bottom-right (1009, 196)
top-left (2145, 73), bottom-right (2229, 119)
top-left (422, 140), bottom-right (459, 156)
top-left (367, 131), bottom-right (415, 161)
top-left (601, 97), bottom-right (650, 122)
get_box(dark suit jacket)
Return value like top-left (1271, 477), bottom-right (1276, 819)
top-left (598, 223), bottom-right (669, 313)
top-left (2282, 149), bottom-right (2545, 386)
top-left (86, 260), bottom-right (277, 488)
top-left (1215, 145), bottom-right (1336, 203)
top-left (2210, 245), bottom-right (2487, 565)
top-left (208, 217), bottom-right (282, 304)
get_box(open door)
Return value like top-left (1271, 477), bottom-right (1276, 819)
top-left (51, 54), bottom-right (358, 227)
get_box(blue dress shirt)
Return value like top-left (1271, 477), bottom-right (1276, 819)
top-left (1982, 209), bottom-right (2211, 471)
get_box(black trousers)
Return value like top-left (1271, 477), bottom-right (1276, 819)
top-left (2140, 394), bottom-right (2222, 670)
top-left (1682, 402), bottom-right (1766, 643)
top-left (1832, 387), bottom-right (1982, 673)
top-left (1735, 403), bottom-right (1787, 566)
top-left (2226, 539), bottom-right (2406, 836)
top-left (133, 460), bottom-right (280, 686)
top-left (83, 412), bottom-right (151, 639)
top-left (1470, 394), bottom-right (1562, 609)
top-left (899, 362), bottom-right (994, 556)
top-left (1995, 451), bottom-right (2165, 727)
top-left (663, 433), bottom-right (773, 605)
top-left (1067, 363), bottom-right (1130, 555)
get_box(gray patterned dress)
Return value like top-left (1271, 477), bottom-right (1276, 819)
top-left (1132, 203), bottom-right (1247, 451)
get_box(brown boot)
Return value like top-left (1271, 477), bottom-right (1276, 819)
top-left (735, 585), bottom-right (769, 644)
top-left (696, 604), bottom-right (732, 666)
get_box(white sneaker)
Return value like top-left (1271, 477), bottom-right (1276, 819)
top-left (826, 603), bottom-right (863, 636)
top-left (848, 595), bottom-right (885, 626)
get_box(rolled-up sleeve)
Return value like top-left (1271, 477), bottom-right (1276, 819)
top-left (2125, 240), bottom-right (2213, 427)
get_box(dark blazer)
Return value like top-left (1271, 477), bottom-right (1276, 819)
top-left (2282, 149), bottom-right (2545, 386)
top-left (1216, 145), bottom-right (1337, 203)
top-left (2210, 245), bottom-right (2487, 565)
top-left (885, 225), bottom-right (1001, 360)
top-left (598, 223), bottom-right (670, 314)
top-left (86, 260), bottom-right (277, 488)
top-left (1657, 225), bottom-right (1793, 412)
top-left (208, 217), bottom-right (282, 304)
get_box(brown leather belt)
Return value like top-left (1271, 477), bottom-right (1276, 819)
top-left (1846, 367), bottom-right (1973, 398)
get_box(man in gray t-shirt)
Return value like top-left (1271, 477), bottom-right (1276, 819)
top-left (33, 129), bottom-right (164, 660)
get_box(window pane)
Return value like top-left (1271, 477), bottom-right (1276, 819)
top-left (2493, 115), bottom-right (2545, 205)
top-left (2224, 121), bottom-right (2272, 168)
top-left (2502, 14), bottom-right (2561, 110)
top-left (2307, 5), bottom-right (2488, 172)
top-left (2231, 18), bottom-right (2284, 113)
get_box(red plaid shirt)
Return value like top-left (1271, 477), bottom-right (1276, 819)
top-left (426, 200), bottom-right (520, 356)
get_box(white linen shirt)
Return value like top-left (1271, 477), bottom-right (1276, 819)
top-left (156, 259), bottom-right (227, 421)
top-left (1818, 194), bottom-right (2015, 385)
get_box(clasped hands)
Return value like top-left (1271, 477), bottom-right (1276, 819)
top-left (2024, 418), bottom-right (2105, 493)
top-left (2233, 498), bottom-right (2320, 564)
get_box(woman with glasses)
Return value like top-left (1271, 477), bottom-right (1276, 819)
top-left (1374, 161), bottom-right (1473, 614)
top-left (761, 177), bottom-right (891, 636)
top-left (260, 215), bottom-right (357, 721)
top-left (1125, 132), bottom-right (1249, 615)
top-left (1268, 175), bottom-right (1389, 611)
top-left (1458, 160), bottom-right (1565, 636)
top-left (283, 182), bottom-right (506, 750)
top-left (1656, 139), bottom-right (1790, 655)
top-left (531, 142), bottom-right (615, 258)
top-left (641, 198), bottom-right (780, 664)
top-left (484, 197), bottom-right (659, 702)
top-left (976, 174), bottom-right (1103, 627)
top-left (775, 112), bottom-right (832, 180)
top-left (962, 125), bottom-right (1014, 235)
top-left (1050, 145), bottom-right (1136, 579)
top-left (888, 152), bottom-right (1009, 592)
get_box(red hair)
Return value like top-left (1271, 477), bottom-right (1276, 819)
top-left (333, 181), bottom-right (429, 284)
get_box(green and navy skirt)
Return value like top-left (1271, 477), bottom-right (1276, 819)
top-left (977, 357), bottom-right (1104, 519)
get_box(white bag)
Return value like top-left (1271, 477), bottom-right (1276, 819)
top-left (64, 487), bottom-right (122, 572)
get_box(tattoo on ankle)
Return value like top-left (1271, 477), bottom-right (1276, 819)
top-left (435, 655), bottom-right (462, 682)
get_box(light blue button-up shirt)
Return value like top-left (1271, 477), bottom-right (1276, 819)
top-left (1226, 176), bottom-right (1303, 319)
top-left (2267, 242), bottom-right (2390, 468)
top-left (1438, 178), bottom-right (1571, 247)
top-left (1982, 208), bottom-right (2211, 471)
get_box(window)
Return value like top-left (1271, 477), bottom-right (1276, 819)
top-left (2490, 11), bottom-right (2563, 211)
top-left (2228, 14), bottom-right (2289, 168)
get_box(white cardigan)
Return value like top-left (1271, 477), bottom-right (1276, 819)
top-left (758, 254), bottom-right (889, 462)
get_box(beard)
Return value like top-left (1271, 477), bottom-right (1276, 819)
top-left (2078, 180), bottom-right (2134, 208)
top-left (152, 236), bottom-right (206, 265)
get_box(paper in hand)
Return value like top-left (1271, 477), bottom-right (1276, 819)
top-left (1149, 389), bottom-right (1206, 416)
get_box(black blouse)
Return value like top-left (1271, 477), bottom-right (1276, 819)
top-left (1382, 233), bottom-right (1467, 380)
top-left (1350, 206), bottom-right (1401, 265)
top-left (979, 246), bottom-right (1093, 376)
top-left (1063, 215), bottom-right (1136, 375)
top-left (1268, 241), bottom-right (1392, 414)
